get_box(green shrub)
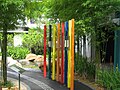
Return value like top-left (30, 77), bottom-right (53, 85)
top-left (7, 46), bottom-right (30, 60)
top-left (97, 69), bottom-right (120, 90)
top-left (0, 81), bottom-right (14, 88)
top-left (22, 29), bottom-right (44, 55)
top-left (0, 52), bottom-right (2, 56)
top-left (7, 34), bottom-right (14, 46)
top-left (75, 56), bottom-right (87, 76)
top-left (75, 55), bottom-right (96, 80)
top-left (86, 61), bottom-right (96, 81)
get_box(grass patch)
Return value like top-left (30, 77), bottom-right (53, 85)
top-left (22, 62), bottom-right (39, 70)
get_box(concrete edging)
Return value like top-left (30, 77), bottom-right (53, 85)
top-left (75, 80), bottom-right (95, 90)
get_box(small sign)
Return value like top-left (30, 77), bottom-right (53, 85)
top-left (9, 64), bottom-right (25, 74)
top-left (65, 40), bottom-right (69, 48)
top-left (48, 41), bottom-right (52, 47)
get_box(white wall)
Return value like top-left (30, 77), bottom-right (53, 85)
top-left (14, 34), bottom-right (22, 47)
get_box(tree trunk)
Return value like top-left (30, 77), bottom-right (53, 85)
top-left (77, 35), bottom-right (80, 56)
top-left (2, 26), bottom-right (7, 84)
top-left (83, 35), bottom-right (86, 57)
top-left (91, 35), bottom-right (96, 61)
top-left (77, 34), bottom-right (79, 59)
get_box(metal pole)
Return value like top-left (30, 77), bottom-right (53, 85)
top-left (48, 25), bottom-right (52, 79)
top-left (19, 74), bottom-right (20, 90)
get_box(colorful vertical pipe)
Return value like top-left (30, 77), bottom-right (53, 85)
top-left (114, 30), bottom-right (120, 71)
top-left (56, 23), bottom-right (60, 81)
top-left (64, 22), bottom-right (68, 86)
top-left (68, 20), bottom-right (72, 88)
top-left (61, 22), bottom-right (64, 84)
top-left (52, 25), bottom-right (56, 80)
top-left (114, 30), bottom-right (117, 70)
top-left (48, 25), bottom-right (52, 79)
top-left (44, 25), bottom-right (47, 78)
top-left (70, 19), bottom-right (75, 90)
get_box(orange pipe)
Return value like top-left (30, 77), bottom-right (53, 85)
top-left (70, 19), bottom-right (75, 90)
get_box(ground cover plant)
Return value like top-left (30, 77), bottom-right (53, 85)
top-left (97, 69), bottom-right (120, 90)
top-left (7, 46), bottom-right (30, 60)
top-left (75, 55), bottom-right (96, 81)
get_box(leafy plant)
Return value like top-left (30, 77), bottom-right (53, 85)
top-left (75, 55), bottom-right (96, 80)
top-left (0, 52), bottom-right (2, 56)
top-left (0, 33), bottom-right (2, 40)
top-left (7, 46), bottom-right (30, 60)
top-left (0, 0), bottom-right (30, 84)
top-left (86, 61), bottom-right (96, 81)
top-left (97, 69), bottom-right (120, 90)
top-left (0, 80), bottom-right (14, 88)
top-left (7, 34), bottom-right (14, 46)
top-left (22, 29), bottom-right (44, 55)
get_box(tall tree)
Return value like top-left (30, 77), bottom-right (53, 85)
top-left (43, 0), bottom-right (120, 60)
top-left (24, 0), bottom-right (45, 27)
top-left (0, 0), bottom-right (27, 84)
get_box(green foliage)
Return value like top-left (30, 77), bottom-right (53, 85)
top-left (22, 29), bottom-right (44, 55)
top-left (97, 69), bottom-right (120, 90)
top-left (24, 1), bottom-right (44, 19)
top-left (0, 80), bottom-right (14, 88)
top-left (43, 0), bottom-right (120, 26)
top-left (24, 0), bottom-right (47, 28)
top-left (0, 0), bottom-right (27, 30)
top-left (75, 55), bottom-right (87, 75)
top-left (7, 46), bottom-right (30, 60)
top-left (0, 52), bottom-right (2, 56)
top-left (75, 55), bottom-right (96, 80)
top-left (0, 33), bottom-right (2, 40)
top-left (43, 0), bottom-right (120, 47)
top-left (0, 0), bottom-right (33, 84)
top-left (7, 34), bottom-right (14, 46)
top-left (86, 61), bottom-right (96, 81)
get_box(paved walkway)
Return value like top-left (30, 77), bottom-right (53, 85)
top-left (7, 69), bottom-right (69, 90)
top-left (1, 68), bottom-right (94, 90)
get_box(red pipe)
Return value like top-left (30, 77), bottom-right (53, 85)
top-left (44, 25), bottom-right (47, 78)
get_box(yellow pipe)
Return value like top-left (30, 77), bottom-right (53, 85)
top-left (52, 24), bottom-right (56, 80)
top-left (67, 20), bottom-right (72, 88)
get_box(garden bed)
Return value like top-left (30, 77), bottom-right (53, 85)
top-left (75, 73), bottom-right (104, 90)
top-left (0, 80), bottom-right (18, 90)
top-left (1, 86), bottom-right (18, 90)
top-left (0, 76), bottom-right (28, 90)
